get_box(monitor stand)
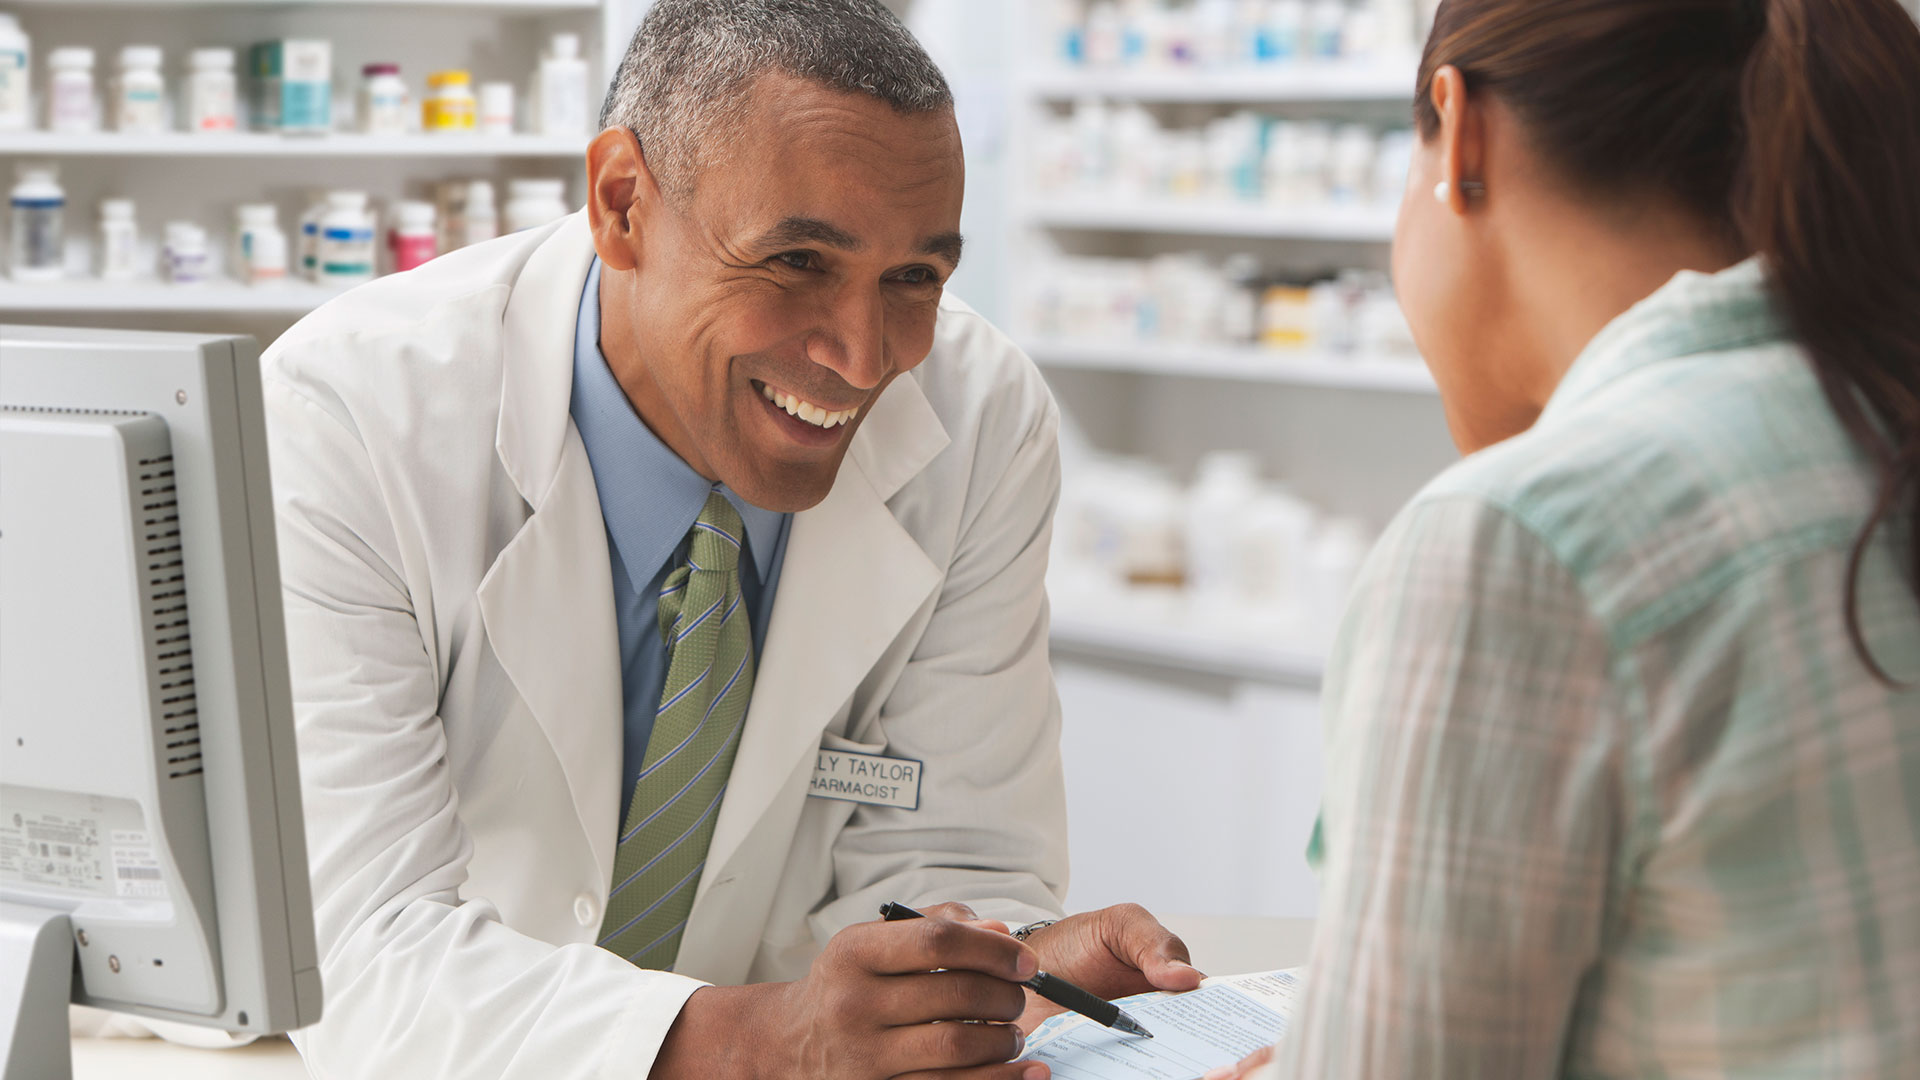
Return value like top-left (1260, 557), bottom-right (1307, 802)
top-left (0, 901), bottom-right (73, 1080)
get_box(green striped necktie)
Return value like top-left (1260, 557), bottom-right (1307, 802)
top-left (597, 490), bottom-right (755, 969)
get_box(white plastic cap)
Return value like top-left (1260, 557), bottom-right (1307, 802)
top-left (165, 221), bottom-right (206, 243)
top-left (326, 190), bottom-right (370, 211)
top-left (50, 48), bottom-right (96, 70)
top-left (549, 33), bottom-right (581, 59)
top-left (120, 46), bottom-right (164, 70)
top-left (396, 200), bottom-right (437, 228)
top-left (507, 178), bottom-right (567, 199)
top-left (480, 82), bottom-right (515, 109)
top-left (15, 162), bottom-right (59, 185)
top-left (465, 180), bottom-right (496, 208)
top-left (191, 48), bottom-right (235, 70)
top-left (100, 198), bottom-right (136, 221)
top-left (238, 203), bottom-right (279, 226)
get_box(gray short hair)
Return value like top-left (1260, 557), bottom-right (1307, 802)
top-left (601, 0), bottom-right (955, 202)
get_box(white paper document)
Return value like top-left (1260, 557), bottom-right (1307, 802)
top-left (1017, 969), bottom-right (1303, 1079)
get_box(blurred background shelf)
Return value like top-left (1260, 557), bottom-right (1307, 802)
top-left (0, 133), bottom-right (592, 158)
top-left (0, 280), bottom-right (343, 314)
top-left (0, 0), bottom-right (601, 9)
top-left (1025, 62), bottom-right (1416, 104)
top-left (1023, 337), bottom-right (1435, 392)
top-left (1022, 198), bottom-right (1399, 241)
top-left (1050, 611), bottom-right (1328, 687)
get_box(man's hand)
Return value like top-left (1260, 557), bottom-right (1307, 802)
top-left (650, 906), bottom-right (1051, 1080)
top-left (1016, 904), bottom-right (1204, 1033)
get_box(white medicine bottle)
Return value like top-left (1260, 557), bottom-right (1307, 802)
top-left (114, 45), bottom-right (166, 134)
top-left (461, 180), bottom-right (498, 246)
top-left (97, 197), bottom-right (139, 280)
top-left (0, 14), bottom-right (29, 132)
top-left (503, 178), bottom-right (568, 233)
top-left (10, 163), bottom-right (65, 280)
top-left (535, 33), bottom-right (589, 137)
top-left (47, 47), bottom-right (97, 133)
top-left (317, 190), bottom-right (375, 284)
top-left (237, 203), bottom-right (288, 284)
top-left (187, 48), bottom-right (237, 133)
top-left (359, 63), bottom-right (409, 136)
top-left (163, 221), bottom-right (209, 284)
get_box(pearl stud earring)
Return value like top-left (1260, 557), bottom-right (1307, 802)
top-left (1433, 180), bottom-right (1452, 204)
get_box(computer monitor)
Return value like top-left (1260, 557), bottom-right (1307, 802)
top-left (0, 324), bottom-right (321, 1079)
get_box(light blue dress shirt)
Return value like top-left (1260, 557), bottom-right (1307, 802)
top-left (569, 258), bottom-right (792, 823)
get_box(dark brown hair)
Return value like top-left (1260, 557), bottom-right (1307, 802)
top-left (1416, 0), bottom-right (1920, 682)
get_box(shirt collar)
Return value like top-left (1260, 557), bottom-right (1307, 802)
top-left (1541, 256), bottom-right (1788, 423)
top-left (569, 257), bottom-right (785, 585)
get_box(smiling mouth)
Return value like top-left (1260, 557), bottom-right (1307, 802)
top-left (755, 381), bottom-right (862, 430)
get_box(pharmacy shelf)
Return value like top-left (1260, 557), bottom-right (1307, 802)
top-left (1050, 610), bottom-right (1327, 686)
top-left (1, 0), bottom-right (598, 9)
top-left (0, 279), bottom-right (344, 314)
top-left (1024, 336), bottom-right (1436, 392)
top-left (1023, 197), bottom-right (1397, 242)
top-left (0, 132), bottom-right (591, 158)
top-left (1026, 62), bottom-right (1416, 104)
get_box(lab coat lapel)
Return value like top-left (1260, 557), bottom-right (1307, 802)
top-left (695, 374), bottom-right (950, 893)
top-left (477, 214), bottom-right (624, 891)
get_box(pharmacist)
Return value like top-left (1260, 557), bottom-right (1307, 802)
top-left (259, 1), bottom-right (1199, 1077)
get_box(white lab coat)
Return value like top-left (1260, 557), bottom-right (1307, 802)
top-left (260, 213), bottom-right (1070, 1078)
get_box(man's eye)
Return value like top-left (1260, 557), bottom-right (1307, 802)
top-left (774, 252), bottom-right (814, 271)
top-left (897, 267), bottom-right (939, 286)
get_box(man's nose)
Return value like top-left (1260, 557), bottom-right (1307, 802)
top-left (804, 283), bottom-right (888, 391)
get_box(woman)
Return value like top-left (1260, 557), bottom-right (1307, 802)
top-left (1220, 0), bottom-right (1920, 1076)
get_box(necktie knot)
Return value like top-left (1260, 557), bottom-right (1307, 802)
top-left (688, 490), bottom-right (744, 577)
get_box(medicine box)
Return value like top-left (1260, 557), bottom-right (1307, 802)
top-left (250, 40), bottom-right (331, 134)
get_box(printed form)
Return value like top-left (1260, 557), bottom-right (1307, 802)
top-left (1017, 969), bottom-right (1303, 1080)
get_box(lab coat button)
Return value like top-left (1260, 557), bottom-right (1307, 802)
top-left (574, 895), bottom-right (597, 927)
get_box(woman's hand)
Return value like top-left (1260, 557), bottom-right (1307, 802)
top-left (1200, 1043), bottom-right (1274, 1080)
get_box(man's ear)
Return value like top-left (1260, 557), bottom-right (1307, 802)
top-left (587, 126), bottom-right (661, 273)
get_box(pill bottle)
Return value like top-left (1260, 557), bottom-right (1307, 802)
top-left (461, 180), bottom-right (497, 246)
top-left (317, 190), bottom-right (375, 284)
top-left (47, 47), bottom-right (97, 133)
top-left (237, 203), bottom-right (287, 284)
top-left (114, 46), bottom-right (166, 134)
top-left (296, 193), bottom-right (327, 280)
top-left (387, 199), bottom-right (437, 272)
top-left (98, 198), bottom-right (139, 279)
top-left (479, 81), bottom-right (514, 136)
top-left (423, 70), bottom-right (475, 133)
top-left (504, 178), bottom-right (568, 233)
top-left (535, 33), bottom-right (588, 137)
top-left (187, 48), bottom-right (237, 132)
top-left (163, 221), bottom-right (209, 284)
top-left (359, 63), bottom-right (409, 136)
top-left (435, 179), bottom-right (467, 252)
top-left (0, 14), bottom-right (28, 132)
top-left (10, 163), bottom-right (64, 281)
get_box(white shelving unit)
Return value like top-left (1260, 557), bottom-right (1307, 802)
top-left (1024, 196), bottom-right (1398, 241)
top-left (1049, 612), bottom-right (1327, 686)
top-left (0, 279), bottom-right (348, 314)
top-left (1022, 336), bottom-right (1435, 391)
top-left (1025, 62), bottom-right (1414, 103)
top-left (0, 132), bottom-right (591, 158)
top-left (0, 0), bottom-right (644, 332)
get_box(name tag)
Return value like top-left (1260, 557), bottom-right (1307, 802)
top-left (810, 747), bottom-right (923, 810)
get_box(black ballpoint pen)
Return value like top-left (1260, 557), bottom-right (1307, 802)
top-left (879, 901), bottom-right (1155, 1039)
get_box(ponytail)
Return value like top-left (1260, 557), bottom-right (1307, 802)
top-left (1417, 0), bottom-right (1920, 681)
top-left (1737, 0), bottom-right (1920, 682)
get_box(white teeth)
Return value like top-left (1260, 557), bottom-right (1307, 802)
top-left (758, 383), bottom-right (861, 430)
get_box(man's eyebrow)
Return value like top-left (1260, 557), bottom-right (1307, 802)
top-left (918, 231), bottom-right (965, 267)
top-left (753, 216), bottom-right (865, 253)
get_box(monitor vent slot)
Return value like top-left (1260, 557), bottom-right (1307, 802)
top-left (140, 455), bottom-right (202, 780)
